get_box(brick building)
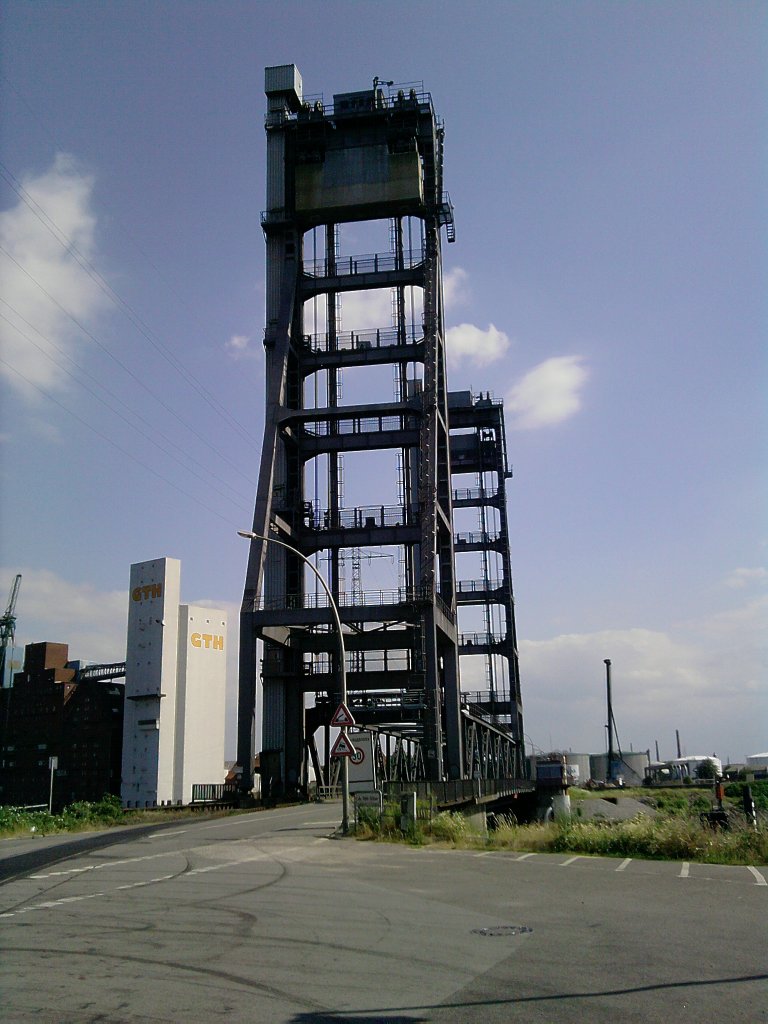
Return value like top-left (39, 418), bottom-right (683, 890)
top-left (0, 642), bottom-right (124, 810)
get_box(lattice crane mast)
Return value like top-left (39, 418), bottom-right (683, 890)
top-left (0, 574), bottom-right (21, 687)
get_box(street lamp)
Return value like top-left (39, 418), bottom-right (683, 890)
top-left (238, 529), bottom-right (350, 834)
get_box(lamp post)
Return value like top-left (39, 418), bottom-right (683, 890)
top-left (238, 529), bottom-right (350, 834)
top-left (604, 658), bottom-right (615, 784)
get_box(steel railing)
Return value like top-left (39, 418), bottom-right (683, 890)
top-left (303, 250), bottom-right (424, 278)
top-left (301, 326), bottom-right (422, 353)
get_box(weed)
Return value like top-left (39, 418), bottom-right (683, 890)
top-left (354, 805), bottom-right (768, 865)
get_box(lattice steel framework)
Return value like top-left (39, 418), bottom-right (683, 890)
top-left (238, 66), bottom-right (523, 796)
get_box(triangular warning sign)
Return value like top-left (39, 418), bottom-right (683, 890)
top-left (331, 702), bottom-right (355, 727)
top-left (330, 732), bottom-right (357, 758)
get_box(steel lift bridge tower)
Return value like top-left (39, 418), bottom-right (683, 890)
top-left (238, 65), bottom-right (524, 798)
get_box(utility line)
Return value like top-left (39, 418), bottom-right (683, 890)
top-left (0, 310), bottom-right (253, 509)
top-left (0, 158), bottom-right (259, 448)
top-left (0, 244), bottom-right (256, 483)
top-left (0, 71), bottom-right (190, 303)
top-left (0, 356), bottom-right (244, 528)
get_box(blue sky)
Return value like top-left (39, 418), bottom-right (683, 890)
top-left (1, 1), bottom-right (765, 763)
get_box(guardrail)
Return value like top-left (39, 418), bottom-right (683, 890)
top-left (303, 250), bottom-right (424, 277)
top-left (454, 532), bottom-right (500, 547)
top-left (456, 578), bottom-right (503, 593)
top-left (310, 504), bottom-right (414, 530)
top-left (383, 778), bottom-right (533, 808)
top-left (257, 585), bottom-right (432, 612)
top-left (190, 784), bottom-right (239, 806)
top-left (301, 326), bottom-right (421, 353)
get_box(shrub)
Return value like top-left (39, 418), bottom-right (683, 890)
top-left (696, 758), bottom-right (718, 780)
top-left (429, 811), bottom-right (473, 843)
top-left (724, 780), bottom-right (768, 812)
top-left (0, 796), bottom-right (126, 838)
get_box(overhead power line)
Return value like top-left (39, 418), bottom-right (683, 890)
top-left (0, 158), bottom-right (260, 449)
top-left (0, 356), bottom-right (245, 528)
top-left (0, 308), bottom-right (253, 509)
top-left (0, 244), bottom-right (256, 484)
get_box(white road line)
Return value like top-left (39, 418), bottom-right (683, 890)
top-left (679, 862), bottom-right (690, 878)
top-left (147, 829), bottom-right (187, 839)
top-left (747, 866), bottom-right (767, 886)
top-left (30, 849), bottom-right (178, 880)
top-left (559, 856), bottom-right (581, 867)
top-left (616, 858), bottom-right (632, 872)
top-left (30, 866), bottom-right (94, 878)
top-left (197, 809), bottom-right (302, 831)
top-left (474, 852), bottom-right (493, 858)
top-left (3, 891), bottom-right (107, 918)
top-left (3, 837), bottom-right (333, 923)
top-left (515, 853), bottom-right (535, 861)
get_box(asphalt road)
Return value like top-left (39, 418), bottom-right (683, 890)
top-left (1, 803), bottom-right (765, 1023)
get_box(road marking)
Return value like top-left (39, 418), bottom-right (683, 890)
top-left (515, 853), bottom-right (535, 861)
top-left (679, 862), bottom-right (690, 878)
top-left (197, 809), bottom-right (303, 831)
top-left (3, 842), bottom-right (317, 920)
top-left (616, 858), bottom-right (632, 872)
top-left (747, 866), bottom-right (767, 886)
top-left (30, 865), bottom-right (94, 878)
top-left (559, 856), bottom-right (580, 867)
top-left (1, 891), bottom-right (106, 918)
top-left (30, 849), bottom-right (178, 879)
top-left (474, 852), bottom-right (493, 858)
top-left (147, 829), bottom-right (187, 839)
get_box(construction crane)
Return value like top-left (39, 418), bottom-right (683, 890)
top-left (0, 574), bottom-right (22, 687)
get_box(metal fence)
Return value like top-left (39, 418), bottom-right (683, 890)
top-left (190, 784), bottom-right (239, 805)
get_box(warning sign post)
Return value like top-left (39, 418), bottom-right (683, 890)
top-left (330, 732), bottom-right (358, 758)
top-left (330, 702), bottom-right (355, 728)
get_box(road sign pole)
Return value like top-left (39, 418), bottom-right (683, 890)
top-left (48, 755), bottom-right (58, 814)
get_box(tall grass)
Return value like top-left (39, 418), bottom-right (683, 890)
top-left (355, 809), bottom-right (768, 865)
top-left (0, 796), bottom-right (242, 838)
top-left (0, 794), bottom-right (124, 837)
top-left (494, 816), bottom-right (768, 864)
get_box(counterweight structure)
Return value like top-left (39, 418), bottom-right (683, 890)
top-left (238, 66), bottom-right (524, 796)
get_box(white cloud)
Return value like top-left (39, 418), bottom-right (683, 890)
top-left (446, 322), bottom-right (510, 368)
top-left (304, 289), bottom-right (399, 337)
top-left (443, 266), bottom-right (469, 309)
top-left (0, 153), bottom-right (108, 400)
top-left (506, 355), bottom-right (588, 429)
top-left (4, 566), bottom-right (128, 664)
top-left (519, 597), bottom-right (767, 759)
top-left (724, 567), bottom-right (767, 589)
top-left (225, 333), bottom-right (257, 359)
top-left (339, 289), bottom-right (394, 332)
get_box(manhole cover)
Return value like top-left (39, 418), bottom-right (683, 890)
top-left (471, 925), bottom-right (533, 937)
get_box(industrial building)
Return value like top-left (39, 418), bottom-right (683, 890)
top-left (238, 65), bottom-right (525, 800)
top-left (0, 642), bottom-right (124, 810)
top-left (121, 557), bottom-right (227, 807)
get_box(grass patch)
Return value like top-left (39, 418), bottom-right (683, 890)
top-left (0, 797), bottom-right (254, 839)
top-left (354, 807), bottom-right (767, 865)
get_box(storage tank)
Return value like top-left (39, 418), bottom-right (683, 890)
top-left (563, 753), bottom-right (591, 787)
top-left (620, 752), bottom-right (649, 786)
top-left (746, 752), bottom-right (768, 770)
top-left (589, 752), bottom-right (647, 786)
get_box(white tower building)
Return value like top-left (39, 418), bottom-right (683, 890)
top-left (121, 558), bottom-right (227, 806)
top-left (174, 605), bottom-right (227, 804)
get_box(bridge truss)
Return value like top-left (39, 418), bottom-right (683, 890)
top-left (238, 66), bottom-right (526, 798)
